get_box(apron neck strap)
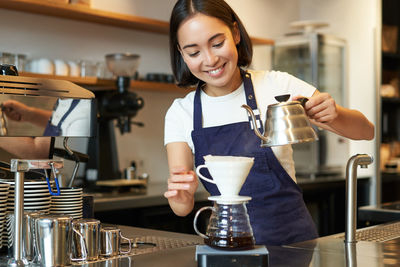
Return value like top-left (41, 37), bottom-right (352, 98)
top-left (56, 99), bottom-right (80, 127)
top-left (241, 69), bottom-right (263, 132)
top-left (193, 69), bottom-right (263, 131)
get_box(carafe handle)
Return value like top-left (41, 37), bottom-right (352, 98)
top-left (71, 228), bottom-right (88, 262)
top-left (193, 206), bottom-right (214, 239)
top-left (119, 233), bottom-right (132, 254)
top-left (196, 165), bottom-right (215, 184)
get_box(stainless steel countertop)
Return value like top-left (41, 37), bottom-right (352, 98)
top-left (91, 176), bottom-right (370, 212)
top-left (0, 217), bottom-right (392, 266)
top-left (359, 201), bottom-right (400, 223)
top-left (282, 229), bottom-right (400, 266)
top-left (47, 221), bottom-right (400, 267)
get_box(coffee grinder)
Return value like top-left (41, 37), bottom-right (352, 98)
top-left (86, 53), bottom-right (144, 184)
top-left (193, 155), bottom-right (269, 267)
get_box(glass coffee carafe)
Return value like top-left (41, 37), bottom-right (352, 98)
top-left (193, 199), bottom-right (255, 250)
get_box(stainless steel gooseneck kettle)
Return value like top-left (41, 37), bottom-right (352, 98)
top-left (242, 94), bottom-right (318, 147)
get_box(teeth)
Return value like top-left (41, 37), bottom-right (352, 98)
top-left (209, 66), bottom-right (223, 75)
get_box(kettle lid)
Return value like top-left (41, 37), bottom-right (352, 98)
top-left (270, 94), bottom-right (308, 108)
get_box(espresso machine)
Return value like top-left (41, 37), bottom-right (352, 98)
top-left (86, 53), bottom-right (144, 184)
top-left (0, 69), bottom-right (96, 266)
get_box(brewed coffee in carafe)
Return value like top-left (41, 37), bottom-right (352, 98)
top-left (194, 155), bottom-right (255, 250)
top-left (203, 202), bottom-right (255, 250)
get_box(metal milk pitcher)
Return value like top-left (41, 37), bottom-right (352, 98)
top-left (242, 94), bottom-right (318, 147)
top-left (100, 226), bottom-right (132, 257)
top-left (72, 218), bottom-right (101, 261)
top-left (35, 215), bottom-right (87, 266)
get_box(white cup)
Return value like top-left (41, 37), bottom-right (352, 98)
top-left (54, 59), bottom-right (70, 76)
top-left (196, 155), bottom-right (254, 197)
top-left (67, 60), bottom-right (80, 77)
top-left (27, 58), bottom-right (55, 74)
top-left (79, 60), bottom-right (97, 77)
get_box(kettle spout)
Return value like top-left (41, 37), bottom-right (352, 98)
top-left (241, 104), bottom-right (269, 142)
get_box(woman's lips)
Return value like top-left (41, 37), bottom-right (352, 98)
top-left (206, 64), bottom-right (225, 77)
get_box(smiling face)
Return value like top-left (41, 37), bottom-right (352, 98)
top-left (177, 13), bottom-right (242, 96)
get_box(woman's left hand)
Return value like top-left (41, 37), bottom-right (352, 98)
top-left (296, 92), bottom-right (338, 124)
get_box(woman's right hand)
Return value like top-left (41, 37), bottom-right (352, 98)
top-left (164, 167), bottom-right (198, 215)
top-left (165, 142), bottom-right (197, 216)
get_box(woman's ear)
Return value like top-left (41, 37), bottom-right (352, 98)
top-left (233, 22), bottom-right (240, 45)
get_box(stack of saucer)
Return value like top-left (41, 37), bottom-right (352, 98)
top-left (0, 183), bottom-right (9, 249)
top-left (6, 180), bottom-right (51, 213)
top-left (5, 212), bottom-right (13, 249)
top-left (50, 187), bottom-right (83, 219)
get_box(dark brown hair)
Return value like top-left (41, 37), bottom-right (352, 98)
top-left (169, 0), bottom-right (253, 87)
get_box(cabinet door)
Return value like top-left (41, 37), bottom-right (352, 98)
top-left (273, 34), bottom-right (347, 175)
top-left (273, 42), bottom-right (312, 83)
top-left (318, 42), bottom-right (345, 106)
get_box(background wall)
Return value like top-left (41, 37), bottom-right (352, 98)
top-left (0, 0), bottom-right (378, 198)
top-left (297, 0), bottom-right (379, 199)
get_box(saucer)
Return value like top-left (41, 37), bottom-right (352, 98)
top-left (208, 195), bottom-right (252, 204)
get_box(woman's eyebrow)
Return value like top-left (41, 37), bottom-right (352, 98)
top-left (182, 33), bottom-right (224, 50)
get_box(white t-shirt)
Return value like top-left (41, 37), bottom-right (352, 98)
top-left (50, 99), bottom-right (92, 136)
top-left (164, 70), bottom-right (316, 181)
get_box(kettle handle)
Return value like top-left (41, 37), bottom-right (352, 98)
top-left (193, 206), bottom-right (214, 239)
top-left (196, 165), bottom-right (216, 184)
top-left (296, 97), bottom-right (309, 107)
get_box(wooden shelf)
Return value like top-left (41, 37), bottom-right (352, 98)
top-left (19, 72), bottom-right (191, 94)
top-left (0, 0), bottom-right (274, 45)
top-left (250, 36), bottom-right (274, 46)
top-left (0, 0), bottom-right (169, 34)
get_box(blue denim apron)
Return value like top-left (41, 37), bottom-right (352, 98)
top-left (192, 70), bottom-right (318, 246)
top-left (43, 99), bottom-right (80, 136)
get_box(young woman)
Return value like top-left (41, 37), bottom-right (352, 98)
top-left (164, 0), bottom-right (374, 246)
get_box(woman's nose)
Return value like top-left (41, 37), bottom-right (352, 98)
top-left (203, 50), bottom-right (218, 66)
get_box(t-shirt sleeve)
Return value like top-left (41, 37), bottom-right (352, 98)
top-left (257, 70), bottom-right (316, 102)
top-left (164, 100), bottom-right (188, 146)
top-left (284, 72), bottom-right (316, 98)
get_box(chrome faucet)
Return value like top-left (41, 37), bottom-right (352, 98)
top-left (345, 154), bottom-right (373, 243)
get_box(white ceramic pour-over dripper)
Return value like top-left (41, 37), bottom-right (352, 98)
top-left (196, 155), bottom-right (254, 198)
